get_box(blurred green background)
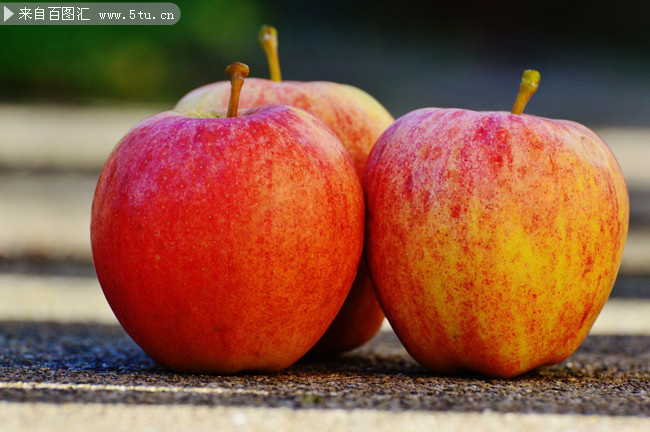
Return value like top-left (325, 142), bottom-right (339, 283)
top-left (2, 0), bottom-right (649, 125)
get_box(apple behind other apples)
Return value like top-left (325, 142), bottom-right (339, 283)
top-left (91, 104), bottom-right (365, 373)
top-left (363, 107), bottom-right (629, 378)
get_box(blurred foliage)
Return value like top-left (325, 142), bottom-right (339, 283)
top-left (1, 0), bottom-right (269, 103)
top-left (1, 0), bottom-right (648, 106)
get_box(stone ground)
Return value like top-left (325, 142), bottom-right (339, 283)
top-left (0, 103), bottom-right (649, 431)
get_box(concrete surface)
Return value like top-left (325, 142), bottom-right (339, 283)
top-left (2, 402), bottom-right (648, 432)
top-left (0, 304), bottom-right (649, 430)
top-left (1, 104), bottom-right (649, 431)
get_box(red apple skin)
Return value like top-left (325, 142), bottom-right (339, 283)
top-left (90, 105), bottom-right (365, 374)
top-left (363, 108), bottom-right (629, 378)
top-left (176, 78), bottom-right (392, 356)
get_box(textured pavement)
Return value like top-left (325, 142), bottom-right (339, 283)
top-left (1, 104), bottom-right (649, 431)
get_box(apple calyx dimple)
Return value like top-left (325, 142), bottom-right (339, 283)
top-left (511, 69), bottom-right (540, 115)
top-left (225, 62), bottom-right (250, 118)
top-left (258, 25), bottom-right (282, 82)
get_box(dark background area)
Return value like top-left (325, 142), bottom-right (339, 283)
top-left (2, 0), bottom-right (649, 125)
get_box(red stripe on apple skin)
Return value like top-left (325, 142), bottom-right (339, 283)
top-left (363, 107), bottom-right (628, 378)
top-left (91, 105), bottom-right (364, 373)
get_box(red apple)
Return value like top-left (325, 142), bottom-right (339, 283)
top-left (175, 26), bottom-right (391, 357)
top-left (91, 63), bottom-right (365, 373)
top-left (363, 70), bottom-right (629, 378)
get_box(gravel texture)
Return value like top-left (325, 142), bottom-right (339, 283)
top-left (1, 321), bottom-right (648, 415)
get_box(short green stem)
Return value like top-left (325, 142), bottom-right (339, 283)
top-left (258, 25), bottom-right (282, 82)
top-left (225, 62), bottom-right (250, 118)
top-left (511, 70), bottom-right (540, 115)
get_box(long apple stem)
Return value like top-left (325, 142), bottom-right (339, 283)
top-left (511, 70), bottom-right (541, 115)
top-left (258, 25), bottom-right (282, 82)
top-left (226, 62), bottom-right (250, 118)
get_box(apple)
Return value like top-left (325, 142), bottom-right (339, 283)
top-left (363, 70), bottom-right (629, 378)
top-left (90, 63), bottom-right (365, 374)
top-left (175, 26), bottom-right (392, 357)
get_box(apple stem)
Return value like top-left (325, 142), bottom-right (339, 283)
top-left (258, 25), bottom-right (282, 82)
top-left (225, 62), bottom-right (250, 118)
top-left (511, 70), bottom-right (541, 115)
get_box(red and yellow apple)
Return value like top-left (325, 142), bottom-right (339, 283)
top-left (175, 26), bottom-right (392, 356)
top-left (91, 63), bottom-right (365, 373)
top-left (363, 70), bottom-right (629, 377)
